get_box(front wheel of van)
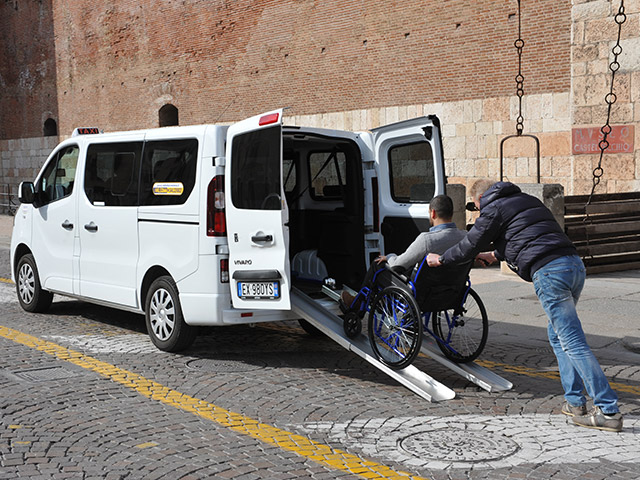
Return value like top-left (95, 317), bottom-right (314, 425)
top-left (16, 254), bottom-right (53, 313)
top-left (145, 276), bottom-right (196, 352)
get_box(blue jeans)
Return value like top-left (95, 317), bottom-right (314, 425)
top-left (532, 255), bottom-right (619, 414)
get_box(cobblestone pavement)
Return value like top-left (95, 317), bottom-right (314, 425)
top-left (1, 216), bottom-right (640, 479)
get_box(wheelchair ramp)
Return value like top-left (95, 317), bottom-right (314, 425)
top-left (419, 337), bottom-right (513, 392)
top-left (291, 287), bottom-right (456, 402)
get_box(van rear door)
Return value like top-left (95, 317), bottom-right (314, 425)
top-left (372, 116), bottom-right (446, 256)
top-left (225, 109), bottom-right (291, 310)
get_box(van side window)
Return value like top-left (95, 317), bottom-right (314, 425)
top-left (388, 141), bottom-right (435, 203)
top-left (140, 139), bottom-right (198, 206)
top-left (38, 145), bottom-right (79, 206)
top-left (231, 126), bottom-right (281, 210)
top-left (309, 150), bottom-right (347, 200)
top-left (85, 142), bottom-right (143, 206)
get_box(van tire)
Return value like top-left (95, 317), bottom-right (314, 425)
top-left (145, 276), bottom-right (196, 352)
top-left (16, 254), bottom-right (53, 313)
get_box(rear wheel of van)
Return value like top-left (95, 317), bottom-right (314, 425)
top-left (145, 276), bottom-right (196, 352)
top-left (16, 254), bottom-right (53, 313)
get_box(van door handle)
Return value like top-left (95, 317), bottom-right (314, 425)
top-left (251, 234), bottom-right (273, 243)
top-left (84, 222), bottom-right (98, 232)
top-left (61, 220), bottom-right (74, 230)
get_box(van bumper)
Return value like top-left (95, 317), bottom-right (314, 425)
top-left (179, 292), bottom-right (298, 326)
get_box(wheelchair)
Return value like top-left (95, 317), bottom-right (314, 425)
top-left (341, 257), bottom-right (489, 370)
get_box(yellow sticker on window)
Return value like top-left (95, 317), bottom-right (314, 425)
top-left (153, 182), bottom-right (184, 196)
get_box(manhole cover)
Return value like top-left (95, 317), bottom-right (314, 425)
top-left (400, 429), bottom-right (520, 462)
top-left (186, 357), bottom-right (267, 373)
top-left (13, 366), bottom-right (82, 382)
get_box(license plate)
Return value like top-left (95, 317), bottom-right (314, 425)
top-left (237, 281), bottom-right (280, 300)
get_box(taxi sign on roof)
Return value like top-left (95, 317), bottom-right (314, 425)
top-left (72, 127), bottom-right (102, 136)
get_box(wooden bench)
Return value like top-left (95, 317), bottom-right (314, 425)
top-left (565, 191), bottom-right (640, 274)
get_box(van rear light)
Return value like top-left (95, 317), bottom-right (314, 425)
top-left (259, 112), bottom-right (279, 126)
top-left (207, 175), bottom-right (226, 237)
top-left (220, 259), bottom-right (229, 283)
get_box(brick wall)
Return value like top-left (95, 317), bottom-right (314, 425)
top-left (2, 0), bottom-right (639, 199)
top-left (0, 0), bottom-right (58, 139)
top-left (20, 0), bottom-right (570, 136)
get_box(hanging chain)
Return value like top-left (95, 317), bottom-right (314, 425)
top-left (587, 0), bottom-right (626, 204)
top-left (582, 0), bottom-right (626, 263)
top-left (514, 0), bottom-right (525, 136)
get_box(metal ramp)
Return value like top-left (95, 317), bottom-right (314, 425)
top-left (291, 287), bottom-right (512, 402)
top-left (419, 337), bottom-right (512, 392)
top-left (292, 287), bottom-right (454, 402)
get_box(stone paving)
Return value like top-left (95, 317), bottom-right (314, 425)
top-left (1, 215), bottom-right (640, 479)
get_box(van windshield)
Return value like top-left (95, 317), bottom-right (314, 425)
top-left (230, 125), bottom-right (281, 210)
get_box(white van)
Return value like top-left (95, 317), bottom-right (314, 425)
top-left (11, 109), bottom-right (447, 351)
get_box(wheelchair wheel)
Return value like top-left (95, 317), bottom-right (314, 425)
top-left (432, 288), bottom-right (488, 363)
top-left (368, 285), bottom-right (422, 370)
top-left (343, 312), bottom-right (362, 339)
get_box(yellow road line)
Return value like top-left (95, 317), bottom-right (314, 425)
top-left (476, 359), bottom-right (640, 396)
top-left (0, 324), bottom-right (426, 480)
top-left (0, 277), bottom-right (13, 284)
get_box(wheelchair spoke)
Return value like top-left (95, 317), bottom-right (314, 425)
top-left (368, 285), bottom-right (423, 370)
top-left (432, 288), bottom-right (489, 363)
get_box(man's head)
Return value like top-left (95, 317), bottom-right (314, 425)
top-left (428, 194), bottom-right (454, 226)
top-left (469, 178), bottom-right (495, 210)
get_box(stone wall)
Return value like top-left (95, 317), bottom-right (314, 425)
top-left (571, 0), bottom-right (640, 194)
top-left (0, 136), bottom-right (58, 188)
top-left (286, 91), bottom-right (572, 194)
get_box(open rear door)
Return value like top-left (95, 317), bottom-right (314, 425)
top-left (372, 116), bottom-right (447, 256)
top-left (225, 109), bottom-right (291, 310)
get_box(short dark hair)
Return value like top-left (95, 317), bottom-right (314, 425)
top-left (429, 194), bottom-right (454, 220)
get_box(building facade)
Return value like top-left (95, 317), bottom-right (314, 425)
top-left (1, 0), bottom-right (638, 195)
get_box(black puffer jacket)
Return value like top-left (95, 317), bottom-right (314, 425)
top-left (441, 182), bottom-right (577, 282)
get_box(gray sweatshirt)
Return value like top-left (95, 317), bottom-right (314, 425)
top-left (387, 223), bottom-right (467, 271)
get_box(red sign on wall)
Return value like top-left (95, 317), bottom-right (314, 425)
top-left (572, 125), bottom-right (634, 155)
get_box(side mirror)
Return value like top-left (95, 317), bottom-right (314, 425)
top-left (18, 182), bottom-right (35, 204)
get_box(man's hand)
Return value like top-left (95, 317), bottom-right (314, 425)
top-left (475, 252), bottom-right (497, 267)
top-left (426, 253), bottom-right (441, 267)
top-left (375, 255), bottom-right (387, 264)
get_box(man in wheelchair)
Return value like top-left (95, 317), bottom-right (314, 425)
top-left (340, 194), bottom-right (467, 312)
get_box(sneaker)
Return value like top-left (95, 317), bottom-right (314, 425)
top-left (572, 406), bottom-right (623, 432)
top-left (561, 401), bottom-right (587, 417)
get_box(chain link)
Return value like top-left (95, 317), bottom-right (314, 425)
top-left (587, 0), bottom-right (626, 204)
top-left (514, 0), bottom-right (525, 136)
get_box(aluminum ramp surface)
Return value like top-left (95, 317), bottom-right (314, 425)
top-left (291, 287), bottom-right (455, 402)
top-left (419, 337), bottom-right (513, 392)
top-left (319, 286), bottom-right (512, 393)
